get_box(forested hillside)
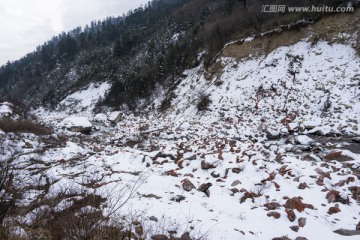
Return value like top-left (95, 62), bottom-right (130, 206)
top-left (0, 0), bottom-right (350, 109)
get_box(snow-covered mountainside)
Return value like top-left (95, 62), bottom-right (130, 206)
top-left (1, 10), bottom-right (360, 240)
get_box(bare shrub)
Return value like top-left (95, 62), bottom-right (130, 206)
top-left (0, 119), bottom-right (52, 135)
top-left (197, 94), bottom-right (212, 111)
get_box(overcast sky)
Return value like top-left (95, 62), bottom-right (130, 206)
top-left (0, 0), bottom-right (149, 66)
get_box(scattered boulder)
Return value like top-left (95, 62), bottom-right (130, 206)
top-left (356, 221), bottom-right (360, 231)
top-left (267, 211), bottom-right (281, 219)
top-left (328, 204), bottom-right (341, 214)
top-left (284, 197), bottom-right (305, 212)
top-left (149, 216), bottom-right (158, 222)
top-left (266, 129), bottom-right (281, 139)
top-left (154, 152), bottom-right (175, 160)
top-left (231, 180), bottom-right (241, 187)
top-left (93, 113), bottom-right (107, 122)
top-left (170, 195), bottom-right (185, 203)
top-left (298, 217), bottom-right (307, 227)
top-left (232, 168), bottom-right (242, 174)
top-left (201, 160), bottom-right (216, 170)
top-left (349, 186), bottom-right (360, 201)
top-left (240, 192), bottom-right (258, 203)
top-left (152, 234), bottom-right (169, 240)
top-left (182, 179), bottom-right (196, 192)
top-left (295, 135), bottom-right (315, 145)
top-left (264, 202), bottom-right (281, 210)
top-left (334, 229), bottom-right (360, 236)
top-left (197, 183), bottom-right (212, 196)
top-left (285, 209), bottom-right (296, 222)
top-left (179, 232), bottom-right (192, 240)
top-left (298, 182), bottom-right (308, 190)
top-left (326, 190), bottom-right (349, 204)
top-left (290, 225), bottom-right (299, 232)
top-left (210, 171), bottom-right (220, 178)
top-left (272, 236), bottom-right (291, 240)
top-left (303, 120), bottom-right (321, 130)
top-left (61, 117), bottom-right (92, 133)
top-left (108, 111), bottom-right (122, 124)
top-left (295, 237), bottom-right (308, 240)
top-left (324, 151), bottom-right (353, 161)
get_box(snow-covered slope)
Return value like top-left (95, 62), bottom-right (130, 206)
top-left (2, 12), bottom-right (360, 240)
top-left (158, 40), bottom-right (360, 139)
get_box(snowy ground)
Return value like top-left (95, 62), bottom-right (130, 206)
top-left (2, 37), bottom-right (360, 240)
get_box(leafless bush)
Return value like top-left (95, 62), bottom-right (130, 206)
top-left (0, 119), bottom-right (52, 135)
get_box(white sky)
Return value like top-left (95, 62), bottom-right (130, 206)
top-left (0, 0), bottom-right (149, 66)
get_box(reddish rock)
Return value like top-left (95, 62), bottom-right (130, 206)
top-left (273, 181), bottom-right (280, 190)
top-left (295, 237), bottom-right (308, 240)
top-left (316, 176), bottom-right (324, 186)
top-left (325, 151), bottom-right (354, 161)
top-left (285, 209), bottom-right (296, 222)
top-left (240, 192), bottom-right (257, 203)
top-left (328, 205), bottom-right (341, 214)
top-left (290, 225), bottom-right (299, 232)
top-left (303, 203), bottom-right (315, 210)
top-left (298, 217), bottom-right (307, 227)
top-left (279, 165), bottom-right (290, 176)
top-left (284, 197), bottom-right (305, 212)
top-left (232, 168), bottom-right (241, 174)
top-left (356, 221), bottom-right (360, 231)
top-left (264, 202), bottom-right (281, 210)
top-left (182, 179), bottom-right (195, 192)
top-left (325, 151), bottom-right (342, 159)
top-left (177, 160), bottom-right (184, 169)
top-left (347, 177), bottom-right (355, 183)
top-left (267, 211), bottom-right (281, 219)
top-left (326, 190), bottom-right (349, 204)
top-left (298, 182), bottom-right (308, 189)
top-left (166, 170), bottom-right (179, 177)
